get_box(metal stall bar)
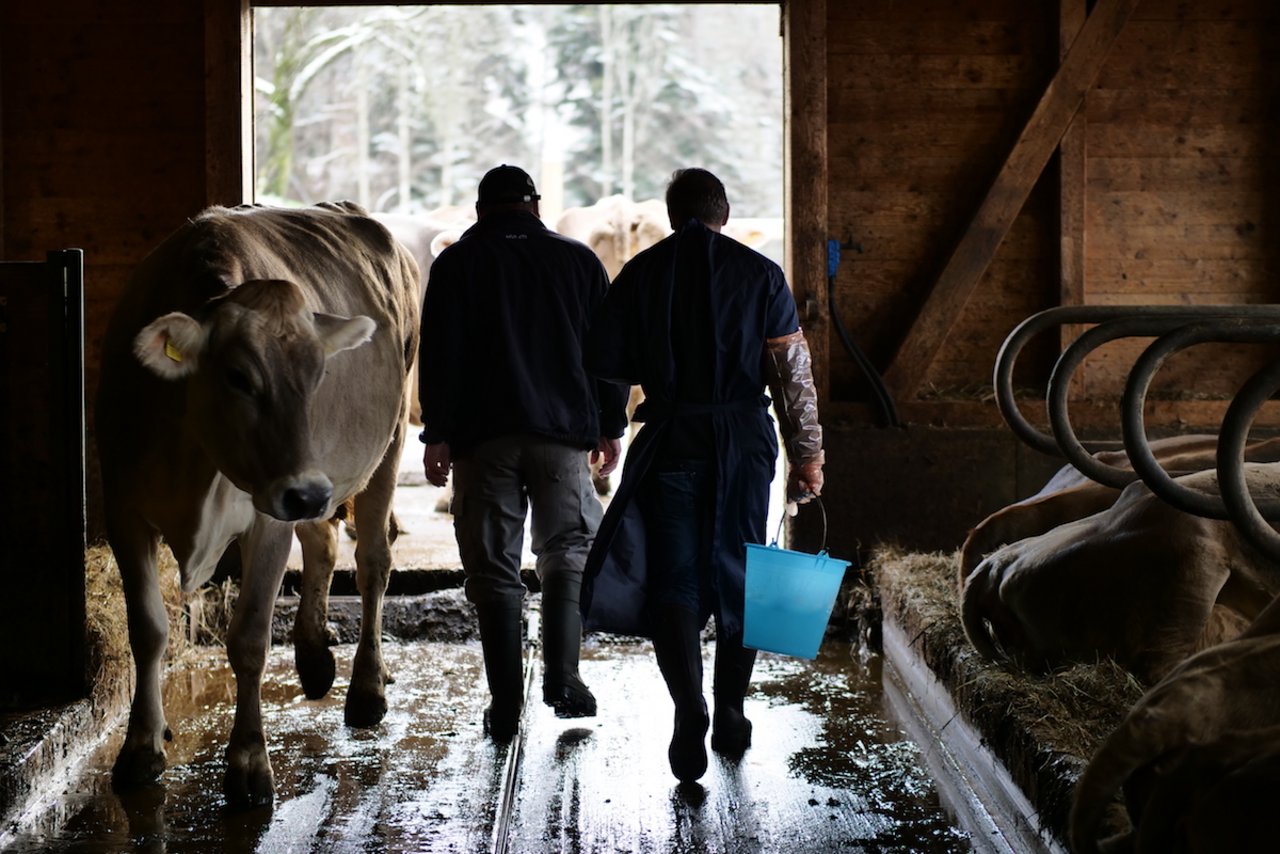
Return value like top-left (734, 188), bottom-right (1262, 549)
top-left (1219, 359), bottom-right (1280, 563)
top-left (1120, 318), bottom-right (1280, 520)
top-left (995, 305), bottom-right (1151, 457)
top-left (996, 305), bottom-right (1280, 466)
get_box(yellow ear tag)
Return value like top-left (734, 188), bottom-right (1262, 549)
top-left (164, 338), bottom-right (184, 363)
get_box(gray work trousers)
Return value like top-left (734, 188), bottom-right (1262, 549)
top-left (450, 434), bottom-right (602, 608)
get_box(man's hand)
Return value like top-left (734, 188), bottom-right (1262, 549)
top-left (424, 442), bottom-right (452, 488)
top-left (591, 437), bottom-right (623, 477)
top-left (786, 459), bottom-right (824, 505)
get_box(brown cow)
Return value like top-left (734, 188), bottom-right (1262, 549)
top-left (960, 460), bottom-right (1280, 684)
top-left (958, 434), bottom-right (1280, 584)
top-left (554, 195), bottom-right (670, 279)
top-left (1069, 597), bottom-right (1280, 853)
top-left (96, 202), bottom-right (419, 807)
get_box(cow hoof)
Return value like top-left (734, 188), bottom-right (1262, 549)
top-left (295, 644), bottom-right (337, 700)
top-left (111, 744), bottom-right (166, 788)
top-left (344, 687), bottom-right (388, 728)
top-left (222, 763), bottom-right (272, 814)
top-left (223, 754), bottom-right (274, 810)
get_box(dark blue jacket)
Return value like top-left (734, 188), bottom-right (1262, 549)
top-left (581, 221), bottom-right (800, 640)
top-left (419, 210), bottom-right (628, 454)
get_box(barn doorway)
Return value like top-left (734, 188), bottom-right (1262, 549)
top-left (249, 3), bottom-right (789, 573)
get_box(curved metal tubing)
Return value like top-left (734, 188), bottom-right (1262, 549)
top-left (1045, 314), bottom-right (1265, 488)
top-left (1219, 359), bottom-right (1280, 563)
top-left (997, 304), bottom-right (1280, 468)
top-left (1121, 318), bottom-right (1280, 520)
top-left (995, 305), bottom-right (1171, 456)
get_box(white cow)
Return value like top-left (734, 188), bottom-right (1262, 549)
top-left (96, 201), bottom-right (419, 807)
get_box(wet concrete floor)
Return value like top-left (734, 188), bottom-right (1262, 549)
top-left (3, 636), bottom-right (970, 853)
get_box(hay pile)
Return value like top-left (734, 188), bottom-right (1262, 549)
top-left (867, 546), bottom-right (1144, 842)
top-left (84, 543), bottom-right (206, 711)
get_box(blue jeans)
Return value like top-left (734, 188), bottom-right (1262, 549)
top-left (640, 459), bottom-right (714, 614)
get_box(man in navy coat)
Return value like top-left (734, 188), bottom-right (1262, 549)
top-left (583, 168), bottom-right (824, 782)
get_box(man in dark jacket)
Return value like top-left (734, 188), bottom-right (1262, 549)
top-left (582, 168), bottom-right (824, 783)
top-left (419, 164), bottom-right (628, 741)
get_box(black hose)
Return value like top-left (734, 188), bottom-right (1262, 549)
top-left (826, 239), bottom-right (902, 428)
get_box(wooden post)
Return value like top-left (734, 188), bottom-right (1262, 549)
top-left (784, 0), bottom-right (829, 405)
top-left (204, 0), bottom-right (252, 206)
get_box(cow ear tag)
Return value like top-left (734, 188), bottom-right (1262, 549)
top-left (164, 338), bottom-right (184, 363)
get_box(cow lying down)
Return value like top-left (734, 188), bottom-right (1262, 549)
top-left (960, 460), bottom-right (1280, 684)
top-left (96, 202), bottom-right (419, 807)
top-left (1069, 596), bottom-right (1280, 853)
top-left (958, 434), bottom-right (1280, 584)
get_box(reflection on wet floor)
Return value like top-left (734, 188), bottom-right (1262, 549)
top-left (3, 639), bottom-right (969, 853)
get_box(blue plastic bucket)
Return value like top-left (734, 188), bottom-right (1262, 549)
top-left (743, 542), bottom-right (851, 659)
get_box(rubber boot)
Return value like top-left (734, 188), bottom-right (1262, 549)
top-left (539, 572), bottom-right (597, 718)
top-left (651, 608), bottom-right (710, 782)
top-left (710, 637), bottom-right (757, 756)
top-left (475, 599), bottom-right (525, 742)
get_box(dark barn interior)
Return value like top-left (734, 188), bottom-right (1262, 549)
top-left (3, 0), bottom-right (1280, 850)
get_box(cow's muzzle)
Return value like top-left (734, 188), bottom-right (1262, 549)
top-left (262, 473), bottom-right (334, 522)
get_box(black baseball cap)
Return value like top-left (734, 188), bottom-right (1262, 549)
top-left (477, 164), bottom-right (541, 205)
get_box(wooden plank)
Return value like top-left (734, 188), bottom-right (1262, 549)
top-left (829, 0), bottom-right (1046, 23)
top-left (1086, 123), bottom-right (1268, 158)
top-left (829, 85), bottom-right (1033, 120)
top-left (1085, 223), bottom-right (1268, 259)
top-left (1098, 20), bottom-right (1280, 89)
top-left (1086, 88), bottom-right (1274, 125)
top-left (784, 0), bottom-right (828, 402)
top-left (828, 53), bottom-right (1039, 90)
top-left (204, 0), bottom-right (251, 206)
top-left (1086, 156), bottom-right (1268, 191)
top-left (881, 0), bottom-right (1142, 399)
top-left (1086, 190), bottom-right (1267, 227)
top-left (1058, 0), bottom-right (1088, 396)
top-left (1086, 257), bottom-right (1275, 294)
top-left (828, 20), bottom-right (1044, 56)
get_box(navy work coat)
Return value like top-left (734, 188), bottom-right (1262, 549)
top-left (581, 221), bottom-right (800, 640)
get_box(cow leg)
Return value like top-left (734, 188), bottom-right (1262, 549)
top-left (293, 514), bottom-right (341, 699)
top-left (223, 518), bottom-right (293, 809)
top-left (109, 513), bottom-right (172, 788)
top-left (345, 431), bottom-right (402, 727)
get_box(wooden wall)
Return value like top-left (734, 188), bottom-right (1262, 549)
top-left (822, 0), bottom-right (1280, 429)
top-left (2, 0), bottom-right (1279, 556)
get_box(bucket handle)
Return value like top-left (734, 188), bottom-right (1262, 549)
top-left (772, 496), bottom-right (828, 552)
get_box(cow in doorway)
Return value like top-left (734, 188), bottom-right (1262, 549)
top-left (96, 201), bottom-right (419, 807)
top-left (555, 195), bottom-right (670, 280)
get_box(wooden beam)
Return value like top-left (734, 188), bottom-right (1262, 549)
top-left (784, 0), bottom-right (830, 405)
top-left (883, 0), bottom-right (1139, 399)
top-left (1059, 0), bottom-right (1089, 398)
top-left (204, 0), bottom-right (252, 206)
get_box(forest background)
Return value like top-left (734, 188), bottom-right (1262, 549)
top-left (253, 4), bottom-right (784, 223)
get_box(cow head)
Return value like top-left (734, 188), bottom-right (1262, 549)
top-left (132, 278), bottom-right (375, 522)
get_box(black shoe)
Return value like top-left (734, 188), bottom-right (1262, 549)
top-left (652, 607), bottom-right (710, 782)
top-left (669, 702), bottom-right (710, 782)
top-left (710, 708), bottom-right (752, 755)
top-left (476, 599), bottom-right (525, 744)
top-left (484, 703), bottom-right (520, 742)
top-left (543, 677), bottom-right (597, 718)
top-left (710, 635), bottom-right (757, 757)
